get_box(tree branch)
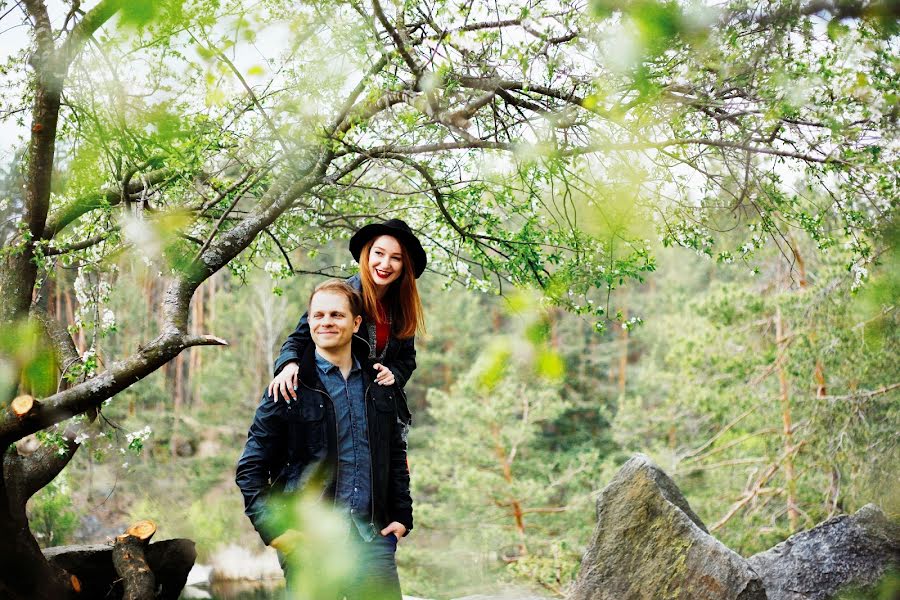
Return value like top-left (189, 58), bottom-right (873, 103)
top-left (372, 0), bottom-right (422, 79)
top-left (43, 168), bottom-right (172, 239)
top-left (12, 435), bottom-right (80, 503)
top-left (193, 167), bottom-right (269, 262)
top-left (376, 153), bottom-right (548, 285)
top-left (457, 76), bottom-right (589, 111)
top-left (0, 305), bottom-right (227, 446)
top-left (821, 382), bottom-right (900, 402)
top-left (333, 90), bottom-right (412, 138)
top-left (347, 137), bottom-right (845, 165)
top-left (736, 0), bottom-right (900, 27)
top-left (327, 55), bottom-right (389, 137)
top-left (57, 0), bottom-right (125, 68)
top-left (194, 151), bottom-right (333, 274)
top-left (44, 229), bottom-right (118, 255)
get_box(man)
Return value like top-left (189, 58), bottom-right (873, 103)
top-left (236, 279), bottom-right (413, 599)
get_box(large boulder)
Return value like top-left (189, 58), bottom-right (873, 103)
top-left (571, 454), bottom-right (767, 600)
top-left (748, 503), bottom-right (900, 600)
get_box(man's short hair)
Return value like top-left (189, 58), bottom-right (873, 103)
top-left (308, 279), bottom-right (363, 317)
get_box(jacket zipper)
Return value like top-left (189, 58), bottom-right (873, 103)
top-left (357, 333), bottom-right (379, 532)
top-left (364, 381), bottom-right (377, 532)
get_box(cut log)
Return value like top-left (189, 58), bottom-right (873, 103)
top-left (11, 395), bottom-right (35, 417)
top-left (112, 542), bottom-right (154, 600)
top-left (15, 433), bottom-right (40, 456)
top-left (125, 520), bottom-right (157, 542)
top-left (44, 539), bottom-right (196, 600)
top-left (113, 522), bottom-right (158, 600)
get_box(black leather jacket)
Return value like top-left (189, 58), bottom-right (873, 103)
top-left (272, 275), bottom-right (417, 389)
top-left (236, 336), bottom-right (413, 546)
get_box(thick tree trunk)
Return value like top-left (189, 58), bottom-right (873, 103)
top-left (1, 446), bottom-right (77, 600)
top-left (0, 85), bottom-right (62, 323)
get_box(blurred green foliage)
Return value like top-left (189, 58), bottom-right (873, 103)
top-left (836, 569), bottom-right (900, 600)
top-left (27, 475), bottom-right (79, 547)
top-left (0, 320), bottom-right (56, 398)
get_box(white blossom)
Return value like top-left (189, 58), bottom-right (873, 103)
top-left (126, 425), bottom-right (153, 444)
top-left (851, 263), bottom-right (869, 291)
top-left (73, 269), bottom-right (90, 304)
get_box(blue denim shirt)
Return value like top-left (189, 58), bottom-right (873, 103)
top-left (314, 351), bottom-right (374, 540)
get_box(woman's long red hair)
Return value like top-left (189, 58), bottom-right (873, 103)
top-left (358, 238), bottom-right (425, 339)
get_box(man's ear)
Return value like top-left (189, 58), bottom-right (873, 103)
top-left (353, 315), bottom-right (362, 332)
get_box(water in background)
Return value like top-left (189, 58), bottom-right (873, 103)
top-left (182, 579), bottom-right (283, 599)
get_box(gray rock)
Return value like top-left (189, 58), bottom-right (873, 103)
top-left (570, 454), bottom-right (767, 600)
top-left (748, 503), bottom-right (900, 600)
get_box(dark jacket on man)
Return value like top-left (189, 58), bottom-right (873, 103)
top-left (272, 275), bottom-right (417, 389)
top-left (236, 335), bottom-right (413, 546)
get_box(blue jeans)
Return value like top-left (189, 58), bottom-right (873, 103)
top-left (340, 529), bottom-right (402, 600)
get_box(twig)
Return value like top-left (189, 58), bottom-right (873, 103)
top-left (680, 406), bottom-right (758, 460)
top-left (821, 382), bottom-right (900, 402)
top-left (710, 440), bottom-right (806, 532)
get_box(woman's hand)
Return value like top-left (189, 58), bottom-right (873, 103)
top-left (373, 363), bottom-right (395, 386)
top-left (268, 362), bottom-right (299, 403)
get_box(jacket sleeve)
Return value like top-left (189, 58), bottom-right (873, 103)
top-left (385, 390), bottom-right (413, 535)
top-left (389, 335), bottom-right (417, 389)
top-left (273, 312), bottom-right (311, 376)
top-left (235, 391), bottom-right (289, 546)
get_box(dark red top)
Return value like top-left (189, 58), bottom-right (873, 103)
top-left (374, 301), bottom-right (389, 356)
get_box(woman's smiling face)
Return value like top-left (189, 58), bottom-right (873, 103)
top-left (368, 235), bottom-right (404, 287)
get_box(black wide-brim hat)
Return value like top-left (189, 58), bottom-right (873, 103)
top-left (349, 219), bottom-right (427, 278)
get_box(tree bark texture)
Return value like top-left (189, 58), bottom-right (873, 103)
top-left (1, 447), bottom-right (80, 600)
top-left (112, 533), bottom-right (156, 600)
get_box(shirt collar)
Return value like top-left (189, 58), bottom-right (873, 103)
top-left (314, 350), bottom-right (361, 375)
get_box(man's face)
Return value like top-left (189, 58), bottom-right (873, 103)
top-left (309, 290), bottom-right (362, 351)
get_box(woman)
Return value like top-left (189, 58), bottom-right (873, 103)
top-left (267, 218), bottom-right (426, 402)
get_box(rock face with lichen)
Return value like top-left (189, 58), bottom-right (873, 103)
top-left (397, 456), bottom-right (898, 600)
top-left (748, 503), bottom-right (900, 600)
top-left (570, 454), bottom-right (767, 600)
